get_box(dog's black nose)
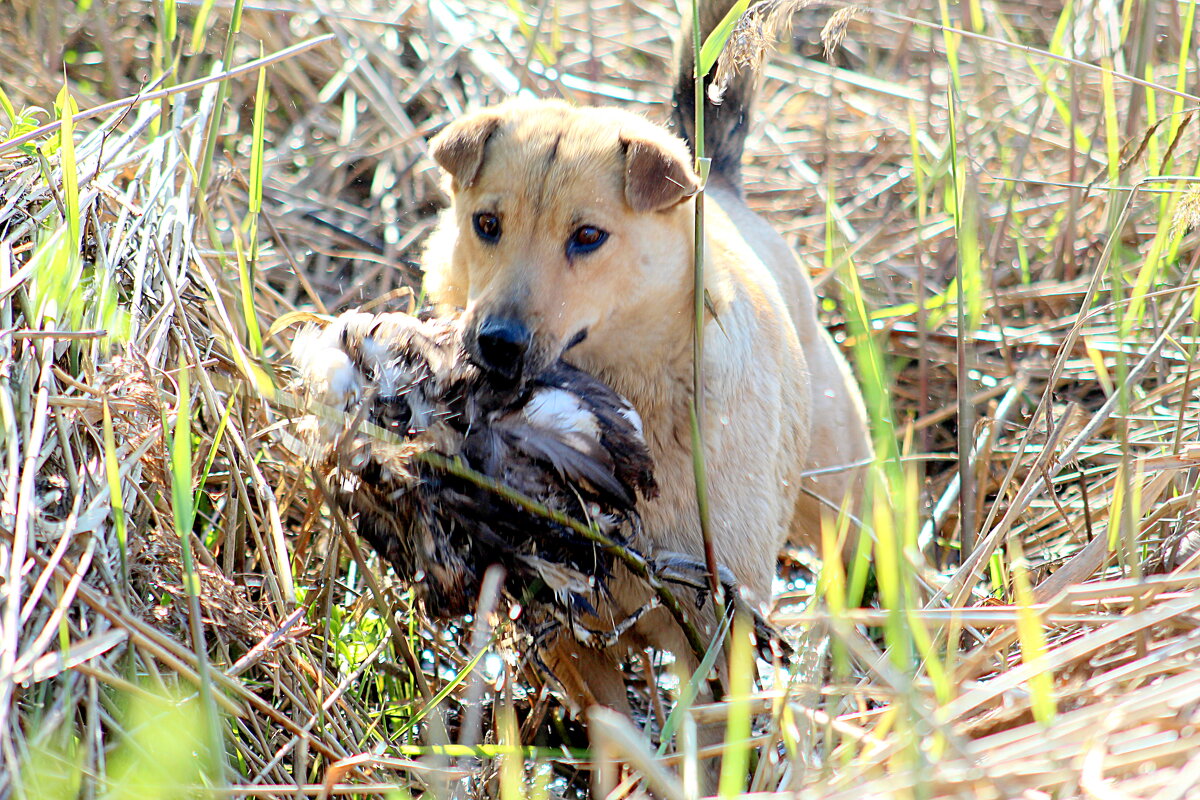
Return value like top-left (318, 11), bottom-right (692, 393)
top-left (474, 317), bottom-right (531, 380)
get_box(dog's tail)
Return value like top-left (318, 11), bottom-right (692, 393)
top-left (671, 0), bottom-right (756, 190)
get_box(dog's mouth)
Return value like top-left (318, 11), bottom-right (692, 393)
top-left (563, 327), bottom-right (589, 353)
top-left (468, 326), bottom-right (589, 390)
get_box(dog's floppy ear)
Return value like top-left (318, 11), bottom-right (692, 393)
top-left (430, 112), bottom-right (502, 189)
top-left (621, 133), bottom-right (700, 212)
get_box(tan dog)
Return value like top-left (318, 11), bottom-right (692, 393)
top-left (419, 0), bottom-right (871, 711)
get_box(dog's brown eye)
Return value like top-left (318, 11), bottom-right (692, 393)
top-left (567, 225), bottom-right (608, 257)
top-left (473, 212), bottom-right (501, 243)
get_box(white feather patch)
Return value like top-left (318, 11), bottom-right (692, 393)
top-left (617, 405), bottom-right (644, 437)
top-left (291, 326), bottom-right (360, 407)
top-left (522, 388), bottom-right (600, 439)
top-left (357, 335), bottom-right (392, 372)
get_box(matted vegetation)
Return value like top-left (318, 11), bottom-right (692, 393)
top-left (2, 0), bottom-right (1199, 797)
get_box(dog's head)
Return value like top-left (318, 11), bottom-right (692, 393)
top-left (424, 100), bottom-right (700, 384)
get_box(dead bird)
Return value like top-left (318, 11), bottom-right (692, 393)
top-left (288, 309), bottom-right (790, 679)
top-left (290, 310), bottom-right (663, 643)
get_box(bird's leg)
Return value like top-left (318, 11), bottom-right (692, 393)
top-left (527, 618), bottom-right (563, 652)
top-left (546, 595), bottom-right (662, 650)
top-left (646, 550), bottom-right (793, 660)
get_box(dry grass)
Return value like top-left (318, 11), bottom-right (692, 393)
top-left (2, 0), bottom-right (1199, 798)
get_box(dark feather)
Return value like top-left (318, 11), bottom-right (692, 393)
top-left (498, 421), bottom-right (634, 507)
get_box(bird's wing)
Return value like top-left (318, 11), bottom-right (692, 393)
top-left (500, 421), bottom-right (635, 508)
top-left (535, 365), bottom-right (658, 500)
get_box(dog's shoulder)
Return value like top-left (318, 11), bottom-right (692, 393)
top-left (705, 183), bottom-right (823, 348)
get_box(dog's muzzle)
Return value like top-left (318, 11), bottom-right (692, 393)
top-left (471, 317), bottom-right (532, 382)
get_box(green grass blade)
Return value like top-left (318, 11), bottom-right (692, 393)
top-left (690, 0), bottom-right (724, 627)
top-left (240, 54), bottom-right (268, 356)
top-left (1047, 0), bottom-right (1075, 55)
top-left (248, 61), bottom-right (267, 217)
top-left (53, 86), bottom-right (80, 254)
top-left (392, 743), bottom-right (588, 760)
top-left (1008, 538), bottom-right (1057, 725)
top-left (717, 613), bottom-right (754, 797)
top-left (657, 609), bottom-right (732, 755)
top-left (163, 0), bottom-right (178, 46)
top-left (105, 687), bottom-right (219, 800)
top-left (190, 0), bottom-right (218, 52)
top-left (196, 0), bottom-right (246, 200)
top-left (168, 354), bottom-right (227, 782)
top-left (232, 226), bottom-right (262, 356)
top-left (397, 636), bottom-right (492, 737)
top-left (936, 0), bottom-right (961, 91)
top-left (0, 85), bottom-right (19, 125)
top-left (195, 391), bottom-right (237, 515)
top-left (170, 356), bottom-right (196, 598)
top-left (101, 399), bottom-right (128, 591)
top-left (699, 0), bottom-right (750, 76)
top-left (1169, 1), bottom-right (1197, 150)
top-left (837, 224), bottom-right (896, 467)
top-left (1101, 58), bottom-right (1121, 186)
top-left (498, 702), bottom-right (522, 800)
